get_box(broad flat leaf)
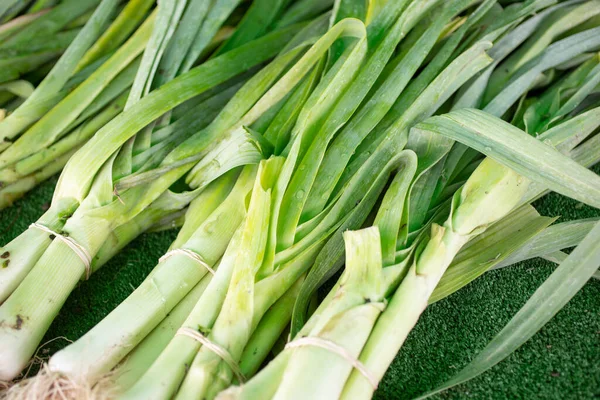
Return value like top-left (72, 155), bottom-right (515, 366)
top-left (484, 26), bottom-right (600, 117)
top-left (484, 0), bottom-right (600, 101)
top-left (495, 217), bottom-right (599, 269)
top-left (419, 220), bottom-right (600, 398)
top-left (414, 108), bottom-right (600, 209)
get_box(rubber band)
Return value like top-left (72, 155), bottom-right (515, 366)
top-left (176, 327), bottom-right (245, 383)
top-left (159, 248), bottom-right (215, 275)
top-left (285, 337), bottom-right (379, 390)
top-left (30, 223), bottom-right (92, 280)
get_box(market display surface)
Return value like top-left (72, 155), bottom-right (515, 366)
top-left (0, 0), bottom-right (599, 399)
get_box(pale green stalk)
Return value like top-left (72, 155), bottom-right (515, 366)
top-left (429, 205), bottom-right (555, 303)
top-left (0, 95), bottom-right (134, 298)
top-left (218, 347), bottom-right (291, 400)
top-left (0, 195), bottom-right (78, 303)
top-left (272, 228), bottom-right (385, 400)
top-left (173, 158), bottom-right (284, 400)
top-left (113, 271), bottom-right (214, 392)
top-left (238, 277), bottom-right (304, 378)
top-left (1, 125), bottom-right (253, 380)
top-left (121, 219), bottom-right (247, 400)
top-left (48, 168), bottom-right (253, 381)
top-left (0, 175), bottom-right (119, 380)
top-left (341, 158), bottom-right (530, 399)
top-left (0, 226), bottom-right (111, 380)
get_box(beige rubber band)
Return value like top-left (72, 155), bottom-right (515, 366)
top-left (159, 248), bottom-right (215, 275)
top-left (285, 337), bottom-right (379, 390)
top-left (30, 223), bottom-right (92, 280)
top-left (176, 327), bottom-right (245, 383)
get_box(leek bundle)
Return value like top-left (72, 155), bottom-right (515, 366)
top-left (224, 59), bottom-right (600, 400)
top-left (0, 0), bottom-right (598, 398)
top-left (54, 1), bottom-right (506, 398)
top-left (39, 0), bottom-right (481, 396)
top-left (48, 3), bottom-right (394, 394)
top-left (219, 1), bottom-right (600, 399)
top-left (0, 0), bottom-right (309, 381)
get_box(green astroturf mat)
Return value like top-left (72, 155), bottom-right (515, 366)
top-left (0, 166), bottom-right (598, 399)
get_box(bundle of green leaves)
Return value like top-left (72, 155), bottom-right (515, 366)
top-left (0, 0), bottom-right (317, 382)
top-left (1, 1), bottom-right (599, 400)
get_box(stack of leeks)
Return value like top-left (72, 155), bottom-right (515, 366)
top-left (1, 0), bottom-right (599, 399)
top-left (0, 0), bottom-right (321, 382)
top-left (221, 1), bottom-right (600, 398)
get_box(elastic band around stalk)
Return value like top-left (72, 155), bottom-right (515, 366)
top-left (285, 337), bottom-right (379, 390)
top-left (176, 327), bottom-right (245, 383)
top-left (159, 248), bottom-right (215, 275)
top-left (29, 223), bottom-right (92, 279)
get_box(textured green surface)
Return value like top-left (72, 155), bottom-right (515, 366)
top-left (1, 166), bottom-right (599, 399)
